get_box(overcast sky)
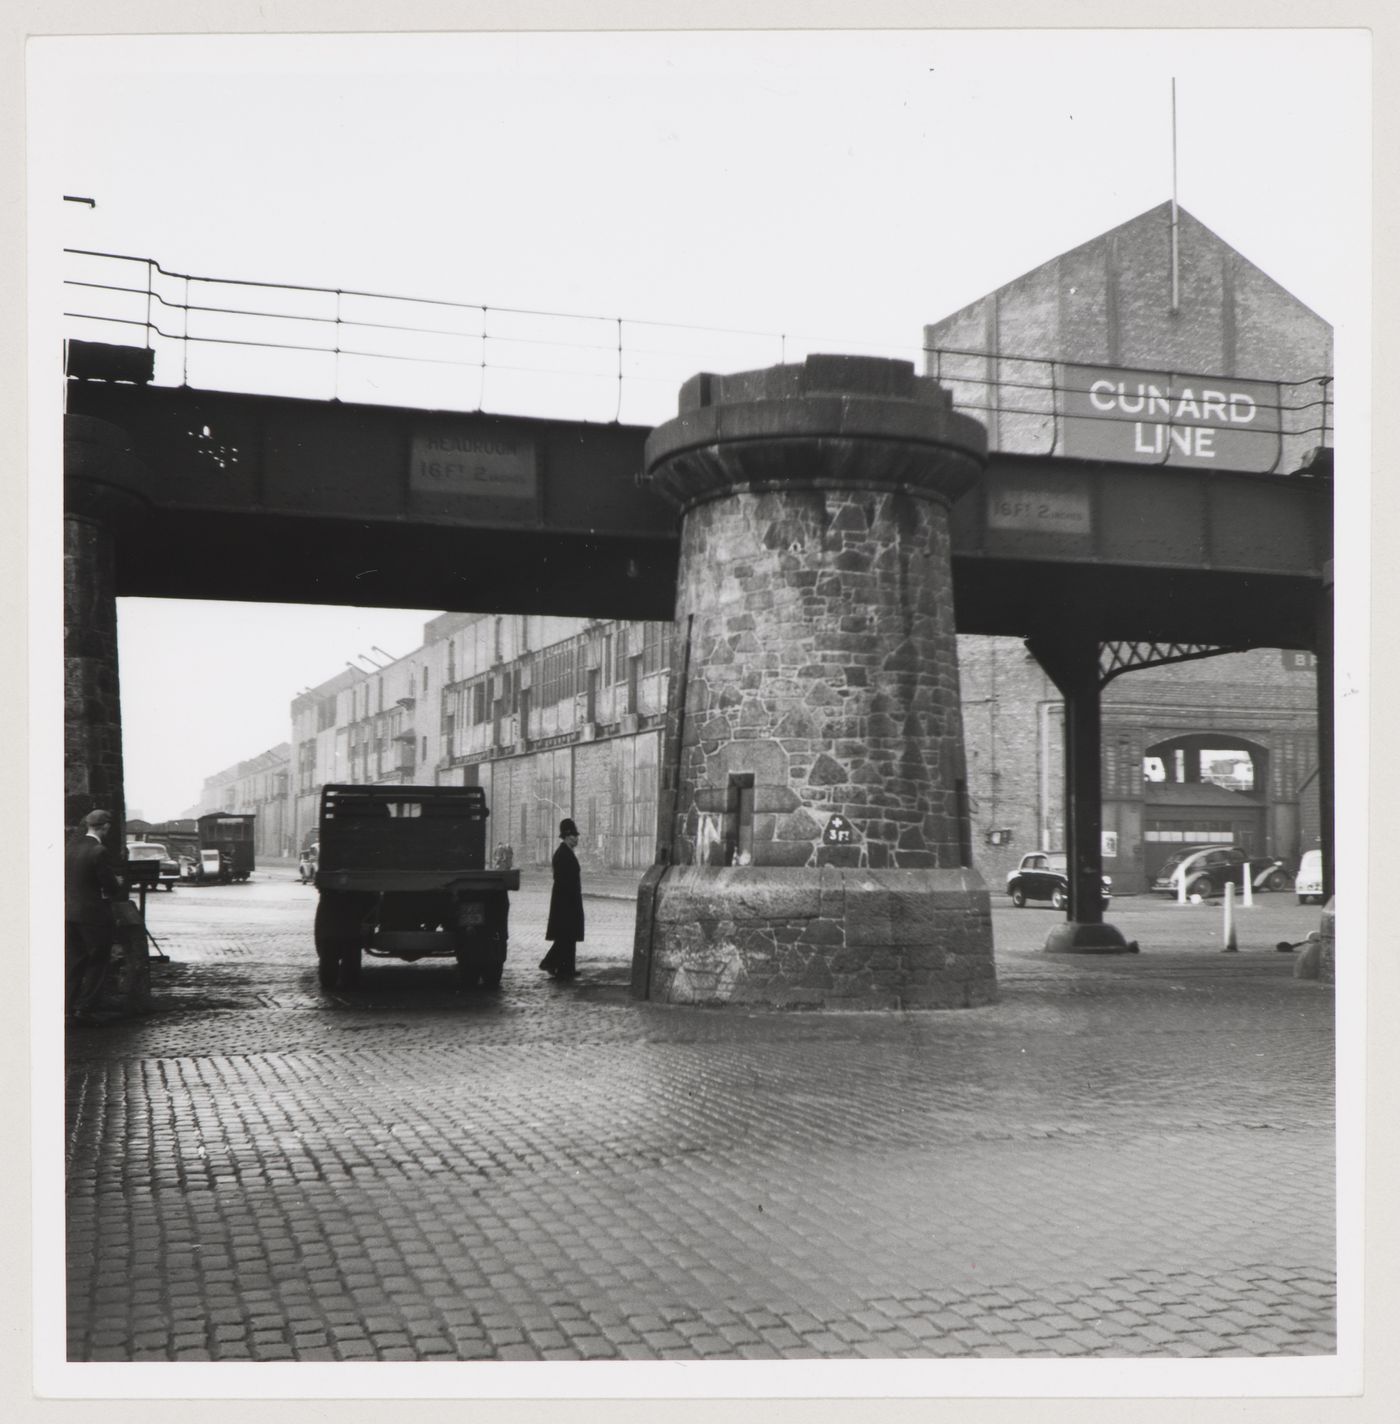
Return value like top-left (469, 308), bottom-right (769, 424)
top-left (31, 27), bottom-right (1370, 821)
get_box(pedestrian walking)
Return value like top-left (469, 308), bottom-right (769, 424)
top-left (65, 808), bottom-right (123, 1022)
top-left (539, 817), bottom-right (584, 979)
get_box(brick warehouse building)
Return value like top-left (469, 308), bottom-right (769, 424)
top-left (215, 616), bottom-right (1317, 896)
top-left (285, 613), bottom-right (670, 873)
top-left (959, 638), bottom-right (1319, 895)
top-left (930, 202), bottom-right (1327, 893)
top-left (173, 203), bottom-right (1325, 893)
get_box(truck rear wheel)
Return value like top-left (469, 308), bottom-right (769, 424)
top-left (315, 893), bottom-right (363, 991)
top-left (482, 898), bottom-right (508, 987)
top-left (456, 943), bottom-right (504, 988)
top-left (478, 947), bottom-right (505, 989)
top-left (339, 945), bottom-right (362, 988)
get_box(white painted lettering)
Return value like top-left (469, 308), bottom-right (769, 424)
top-left (1147, 384), bottom-right (1171, 417)
top-left (1175, 389), bottom-right (1202, 420)
top-left (1089, 379), bottom-right (1117, 412)
top-left (1194, 428), bottom-right (1216, 457)
top-left (1201, 390), bottom-right (1228, 421)
top-left (1228, 393), bottom-right (1257, 424)
top-left (1169, 426), bottom-right (1193, 456)
top-left (1119, 385), bottom-right (1145, 415)
top-left (1134, 423), bottom-right (1154, 453)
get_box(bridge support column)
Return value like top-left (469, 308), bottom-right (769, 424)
top-left (64, 417), bottom-right (146, 837)
top-left (1026, 633), bottom-right (1138, 954)
top-left (64, 416), bottom-right (159, 1016)
top-left (631, 355), bottom-right (997, 1009)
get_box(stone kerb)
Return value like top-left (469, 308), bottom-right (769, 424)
top-left (633, 355), bottom-right (998, 1010)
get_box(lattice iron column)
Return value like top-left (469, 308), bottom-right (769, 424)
top-left (1027, 631), bottom-right (1138, 955)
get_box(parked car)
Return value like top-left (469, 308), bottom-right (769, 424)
top-left (1151, 844), bottom-right (1291, 898)
top-left (1295, 848), bottom-right (1325, 905)
top-left (126, 840), bottom-right (180, 890)
top-left (1006, 851), bottom-right (1111, 910)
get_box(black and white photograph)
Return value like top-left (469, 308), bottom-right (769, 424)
top-left (13, 4), bottom-right (1392, 1416)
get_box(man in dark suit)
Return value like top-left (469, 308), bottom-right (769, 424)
top-left (65, 808), bottom-right (123, 1022)
top-left (539, 817), bottom-right (584, 980)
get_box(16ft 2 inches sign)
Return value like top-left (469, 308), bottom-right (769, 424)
top-left (1058, 365), bottom-right (1282, 472)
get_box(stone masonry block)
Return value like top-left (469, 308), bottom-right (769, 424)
top-left (808, 754), bottom-right (847, 786)
top-left (775, 808), bottom-right (822, 841)
top-left (754, 841), bottom-right (814, 868)
top-left (650, 866), bottom-right (824, 924)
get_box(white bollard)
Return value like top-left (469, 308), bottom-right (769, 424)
top-left (1177, 870), bottom-right (1187, 906)
top-left (1242, 867), bottom-right (1254, 909)
top-left (1222, 882), bottom-right (1238, 951)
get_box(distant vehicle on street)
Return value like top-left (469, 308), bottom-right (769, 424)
top-left (1151, 844), bottom-right (1291, 898)
top-left (1295, 848), bottom-right (1325, 905)
top-left (196, 812), bottom-right (255, 882)
top-left (312, 783), bottom-right (520, 991)
top-left (298, 841), bottom-right (319, 884)
top-left (1006, 851), bottom-right (1111, 910)
top-left (193, 848), bottom-right (225, 882)
top-left (147, 812), bottom-right (256, 884)
top-left (126, 840), bottom-right (179, 890)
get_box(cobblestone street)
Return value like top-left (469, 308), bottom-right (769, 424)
top-left (62, 871), bottom-right (1337, 1366)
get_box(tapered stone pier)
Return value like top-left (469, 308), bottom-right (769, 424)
top-left (631, 355), bottom-right (997, 1009)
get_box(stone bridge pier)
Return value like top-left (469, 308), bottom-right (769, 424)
top-left (631, 355), bottom-right (997, 1009)
top-left (64, 415), bottom-right (146, 837)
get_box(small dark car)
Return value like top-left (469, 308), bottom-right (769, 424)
top-left (1006, 851), bottom-right (1111, 910)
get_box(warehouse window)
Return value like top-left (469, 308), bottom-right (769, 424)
top-left (539, 643), bottom-right (578, 706)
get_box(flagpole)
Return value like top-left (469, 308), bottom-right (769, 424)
top-left (1170, 77), bottom-right (1180, 313)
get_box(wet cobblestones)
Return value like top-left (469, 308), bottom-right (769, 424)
top-left (64, 875), bottom-right (1337, 1362)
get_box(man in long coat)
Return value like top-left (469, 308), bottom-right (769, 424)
top-left (540, 818), bottom-right (584, 979)
top-left (65, 808), bottom-right (123, 1021)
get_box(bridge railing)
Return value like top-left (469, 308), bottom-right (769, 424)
top-left (62, 248), bottom-right (1333, 471)
top-left (61, 248), bottom-right (924, 428)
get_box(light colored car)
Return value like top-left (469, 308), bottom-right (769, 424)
top-left (127, 840), bottom-right (179, 890)
top-left (1295, 848), bottom-right (1325, 905)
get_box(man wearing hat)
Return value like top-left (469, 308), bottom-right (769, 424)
top-left (539, 817), bottom-right (584, 979)
top-left (65, 809), bottom-right (123, 1021)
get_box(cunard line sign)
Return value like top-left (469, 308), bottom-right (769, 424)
top-left (1058, 365), bottom-right (1282, 472)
